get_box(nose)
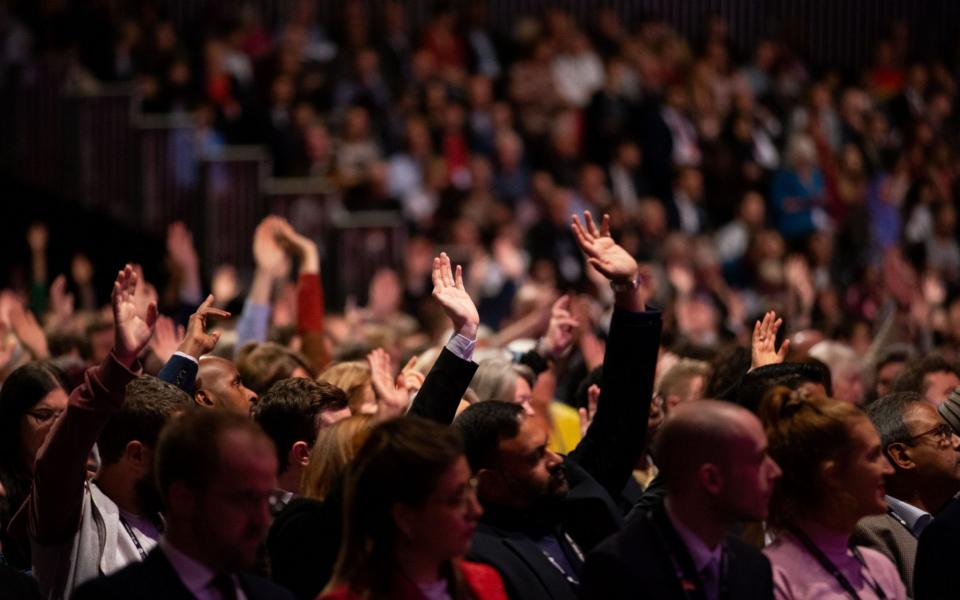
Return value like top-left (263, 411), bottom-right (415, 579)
top-left (545, 449), bottom-right (563, 469)
top-left (465, 493), bottom-right (483, 521)
top-left (768, 457), bottom-right (783, 480)
top-left (951, 432), bottom-right (960, 450)
top-left (246, 388), bottom-right (258, 405)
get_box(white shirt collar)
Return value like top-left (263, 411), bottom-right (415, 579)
top-left (664, 499), bottom-right (723, 573)
top-left (885, 495), bottom-right (933, 536)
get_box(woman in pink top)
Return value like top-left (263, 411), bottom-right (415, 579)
top-left (759, 387), bottom-right (907, 599)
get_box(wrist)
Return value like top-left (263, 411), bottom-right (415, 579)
top-left (176, 340), bottom-right (205, 359)
top-left (456, 321), bottom-right (479, 341)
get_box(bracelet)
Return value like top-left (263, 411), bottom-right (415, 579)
top-left (610, 277), bottom-right (639, 293)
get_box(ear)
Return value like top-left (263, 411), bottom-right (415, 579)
top-left (475, 468), bottom-right (500, 499)
top-left (697, 463), bottom-right (723, 495)
top-left (124, 441), bottom-right (151, 472)
top-left (886, 443), bottom-right (915, 471)
top-left (290, 441), bottom-right (311, 468)
top-left (195, 389), bottom-right (214, 408)
top-left (819, 459), bottom-right (840, 487)
top-left (665, 394), bottom-right (681, 412)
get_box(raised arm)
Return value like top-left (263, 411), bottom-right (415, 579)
top-left (567, 212), bottom-right (662, 499)
top-left (235, 216), bottom-right (288, 350)
top-left (157, 295), bottom-right (230, 393)
top-left (409, 253), bottom-right (481, 424)
top-left (27, 265), bottom-right (157, 544)
top-left (274, 218), bottom-right (329, 372)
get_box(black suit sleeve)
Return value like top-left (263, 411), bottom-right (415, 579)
top-left (569, 308), bottom-right (662, 500)
top-left (408, 347), bottom-right (479, 424)
top-left (915, 516), bottom-right (958, 599)
top-left (579, 545), bottom-right (635, 600)
top-left (70, 578), bottom-right (124, 600)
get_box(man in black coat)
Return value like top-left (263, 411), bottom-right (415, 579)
top-left (580, 401), bottom-right (781, 600)
top-left (914, 496), bottom-right (960, 598)
top-left (73, 410), bottom-right (294, 600)
top-left (453, 212), bottom-right (662, 600)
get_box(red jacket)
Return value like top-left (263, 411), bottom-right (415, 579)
top-left (318, 561), bottom-right (508, 600)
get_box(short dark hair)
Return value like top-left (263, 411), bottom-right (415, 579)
top-left (155, 408), bottom-right (270, 497)
top-left (453, 401), bottom-right (524, 471)
top-left (874, 344), bottom-right (916, 373)
top-left (890, 355), bottom-right (960, 396)
top-left (253, 377), bottom-right (348, 474)
top-left (737, 361), bottom-right (832, 414)
top-left (865, 392), bottom-right (923, 454)
top-left (98, 376), bottom-right (193, 465)
top-left (236, 342), bottom-right (314, 395)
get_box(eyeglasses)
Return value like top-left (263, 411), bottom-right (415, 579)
top-left (905, 423), bottom-right (957, 448)
top-left (26, 408), bottom-right (63, 424)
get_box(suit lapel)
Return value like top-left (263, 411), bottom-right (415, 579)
top-left (501, 536), bottom-right (578, 600)
top-left (650, 505), bottom-right (708, 600)
top-left (143, 549), bottom-right (198, 599)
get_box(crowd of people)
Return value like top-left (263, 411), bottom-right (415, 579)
top-left (3, 1), bottom-right (960, 600)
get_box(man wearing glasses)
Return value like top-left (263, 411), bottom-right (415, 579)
top-left (854, 391), bottom-right (960, 597)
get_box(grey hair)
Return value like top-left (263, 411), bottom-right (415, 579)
top-left (469, 358), bottom-right (536, 404)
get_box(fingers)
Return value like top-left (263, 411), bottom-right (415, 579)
top-left (583, 211), bottom-right (600, 237)
top-left (777, 338), bottom-right (791, 360)
top-left (145, 303), bottom-right (158, 329)
top-left (570, 215), bottom-right (592, 250)
top-left (552, 294), bottom-right (571, 313)
top-left (401, 355), bottom-right (418, 372)
top-left (440, 252), bottom-right (455, 287)
top-left (432, 257), bottom-right (443, 290)
top-left (599, 214), bottom-right (611, 237)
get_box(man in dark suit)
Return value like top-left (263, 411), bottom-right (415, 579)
top-left (73, 410), bottom-right (294, 600)
top-left (581, 400), bottom-right (781, 600)
top-left (854, 392), bottom-right (960, 598)
top-left (453, 212), bottom-right (662, 600)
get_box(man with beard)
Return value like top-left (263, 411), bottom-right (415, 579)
top-left (15, 265), bottom-right (198, 599)
top-left (453, 212), bottom-right (662, 600)
top-left (580, 401), bottom-right (781, 599)
top-left (72, 410), bottom-right (294, 600)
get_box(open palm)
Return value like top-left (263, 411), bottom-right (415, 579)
top-left (432, 252), bottom-right (480, 339)
top-left (571, 212), bottom-right (638, 282)
top-left (112, 265), bottom-right (158, 363)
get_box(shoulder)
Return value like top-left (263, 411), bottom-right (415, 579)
top-left (727, 536), bottom-right (771, 568)
top-left (241, 573), bottom-right (297, 600)
top-left (857, 547), bottom-right (907, 598)
top-left (461, 561), bottom-right (509, 600)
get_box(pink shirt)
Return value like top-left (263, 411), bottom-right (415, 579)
top-left (763, 527), bottom-right (906, 600)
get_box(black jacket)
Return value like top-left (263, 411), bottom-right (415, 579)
top-left (914, 497), bottom-right (960, 599)
top-left (466, 308), bottom-right (663, 600)
top-left (262, 346), bottom-right (479, 599)
top-left (580, 504), bottom-right (774, 600)
top-left (70, 547), bottom-right (295, 600)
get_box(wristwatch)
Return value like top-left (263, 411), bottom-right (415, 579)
top-left (610, 277), bottom-right (639, 293)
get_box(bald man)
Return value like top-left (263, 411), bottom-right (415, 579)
top-left (581, 401), bottom-right (781, 600)
top-left (195, 356), bottom-right (258, 415)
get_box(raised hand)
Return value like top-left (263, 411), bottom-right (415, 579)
top-left (166, 221), bottom-right (199, 272)
top-left (27, 223), bottom-right (49, 254)
top-left (571, 211), bottom-right (639, 283)
top-left (431, 252), bottom-right (480, 340)
top-left (8, 303), bottom-right (49, 359)
top-left (541, 295), bottom-right (580, 359)
top-left (367, 348), bottom-right (410, 418)
top-left (112, 264), bottom-right (159, 366)
top-left (578, 383), bottom-right (601, 438)
top-left (750, 310), bottom-right (790, 371)
top-left (395, 355), bottom-right (425, 394)
top-left (0, 322), bottom-right (17, 370)
top-left (178, 294), bottom-right (231, 359)
top-left (274, 218), bottom-right (320, 273)
top-left (253, 216), bottom-right (290, 278)
top-left (48, 274), bottom-right (75, 327)
top-left (148, 315), bottom-right (185, 364)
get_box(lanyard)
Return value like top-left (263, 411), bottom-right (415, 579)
top-left (537, 530), bottom-right (585, 586)
top-left (651, 515), bottom-right (728, 600)
top-left (119, 516), bottom-right (149, 561)
top-left (788, 527), bottom-right (888, 600)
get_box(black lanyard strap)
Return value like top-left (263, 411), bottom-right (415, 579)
top-left (119, 516), bottom-right (149, 561)
top-left (651, 514), bottom-right (729, 600)
top-left (788, 527), bottom-right (888, 600)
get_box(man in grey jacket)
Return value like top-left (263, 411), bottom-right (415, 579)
top-left (853, 391), bottom-right (960, 598)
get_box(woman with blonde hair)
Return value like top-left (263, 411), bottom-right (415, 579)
top-left (302, 414), bottom-right (374, 501)
top-left (759, 386), bottom-right (906, 599)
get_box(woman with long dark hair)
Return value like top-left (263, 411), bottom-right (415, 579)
top-left (0, 361), bottom-right (68, 568)
top-left (319, 416), bottom-right (507, 600)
